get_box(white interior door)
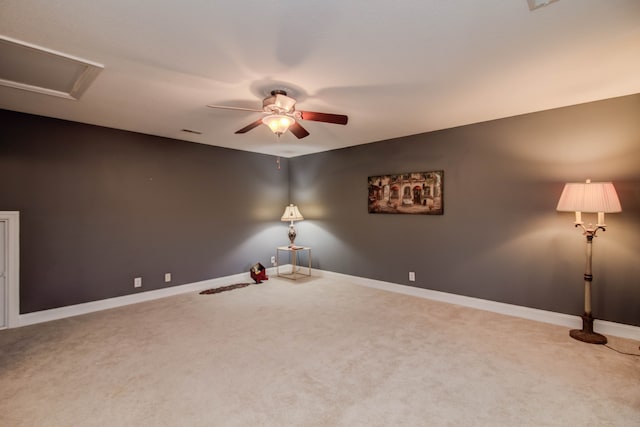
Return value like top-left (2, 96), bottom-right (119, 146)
top-left (0, 212), bottom-right (18, 329)
top-left (0, 220), bottom-right (6, 329)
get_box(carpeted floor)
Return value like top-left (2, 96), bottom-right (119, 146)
top-left (1, 276), bottom-right (639, 426)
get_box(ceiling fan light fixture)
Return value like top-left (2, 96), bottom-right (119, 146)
top-left (262, 114), bottom-right (294, 136)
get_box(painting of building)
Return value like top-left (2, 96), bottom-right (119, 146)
top-left (368, 171), bottom-right (443, 214)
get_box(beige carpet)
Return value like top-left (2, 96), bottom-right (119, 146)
top-left (1, 276), bottom-right (639, 426)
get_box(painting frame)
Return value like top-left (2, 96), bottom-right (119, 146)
top-left (368, 170), bottom-right (444, 215)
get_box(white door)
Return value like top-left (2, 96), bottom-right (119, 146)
top-left (0, 220), bottom-right (6, 329)
top-left (0, 212), bottom-right (18, 329)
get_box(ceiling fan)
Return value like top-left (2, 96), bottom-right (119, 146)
top-left (207, 90), bottom-right (348, 139)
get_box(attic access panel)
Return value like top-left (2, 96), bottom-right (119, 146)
top-left (0, 35), bottom-right (103, 100)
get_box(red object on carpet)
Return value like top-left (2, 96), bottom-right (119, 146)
top-left (250, 263), bottom-right (268, 283)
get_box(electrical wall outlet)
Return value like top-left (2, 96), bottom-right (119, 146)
top-left (271, 256), bottom-right (276, 265)
top-left (134, 277), bottom-right (142, 288)
top-left (409, 272), bottom-right (415, 282)
top-left (164, 273), bottom-right (171, 283)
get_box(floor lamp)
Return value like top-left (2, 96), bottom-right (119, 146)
top-left (556, 179), bottom-right (622, 344)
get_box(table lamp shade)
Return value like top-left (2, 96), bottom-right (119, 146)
top-left (281, 204), bottom-right (304, 222)
top-left (556, 181), bottom-right (621, 213)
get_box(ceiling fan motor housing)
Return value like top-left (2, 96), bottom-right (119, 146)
top-left (263, 91), bottom-right (296, 114)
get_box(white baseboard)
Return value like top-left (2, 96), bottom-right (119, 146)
top-left (15, 267), bottom-right (640, 342)
top-left (315, 270), bottom-right (640, 342)
top-left (17, 269), bottom-right (275, 328)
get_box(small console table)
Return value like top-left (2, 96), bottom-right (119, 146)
top-left (276, 246), bottom-right (311, 280)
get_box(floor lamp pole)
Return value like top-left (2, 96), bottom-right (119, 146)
top-left (570, 226), bottom-right (607, 345)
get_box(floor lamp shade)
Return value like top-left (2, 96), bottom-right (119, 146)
top-left (557, 180), bottom-right (621, 224)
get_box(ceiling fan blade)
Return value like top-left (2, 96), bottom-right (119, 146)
top-left (235, 118), bottom-right (264, 134)
top-left (298, 111), bottom-right (348, 125)
top-left (289, 121), bottom-right (310, 139)
top-left (207, 104), bottom-right (264, 113)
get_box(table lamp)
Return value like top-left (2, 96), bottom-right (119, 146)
top-left (281, 204), bottom-right (304, 247)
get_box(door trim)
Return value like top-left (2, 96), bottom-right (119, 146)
top-left (0, 211), bottom-right (19, 328)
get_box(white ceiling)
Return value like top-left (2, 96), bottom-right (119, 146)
top-left (1, 0), bottom-right (639, 158)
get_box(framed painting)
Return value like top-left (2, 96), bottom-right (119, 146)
top-left (368, 170), bottom-right (443, 215)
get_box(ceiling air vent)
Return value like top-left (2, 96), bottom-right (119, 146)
top-left (527, 0), bottom-right (559, 11)
top-left (0, 35), bottom-right (103, 100)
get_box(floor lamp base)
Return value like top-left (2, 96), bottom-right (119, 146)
top-left (570, 313), bottom-right (607, 345)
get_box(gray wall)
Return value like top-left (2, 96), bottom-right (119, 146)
top-left (290, 94), bottom-right (640, 326)
top-left (0, 110), bottom-right (289, 313)
top-left (2, 95), bottom-right (639, 326)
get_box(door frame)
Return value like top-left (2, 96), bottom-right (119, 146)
top-left (0, 211), bottom-right (19, 329)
